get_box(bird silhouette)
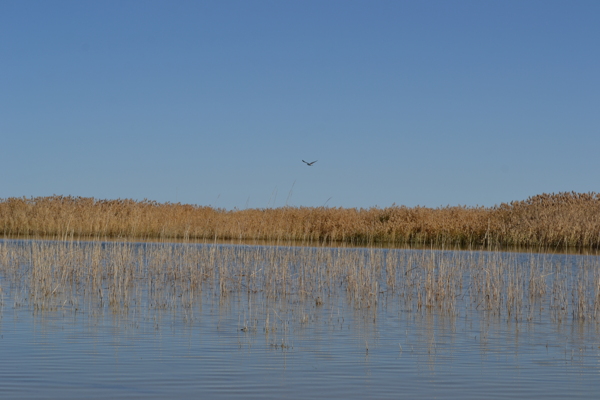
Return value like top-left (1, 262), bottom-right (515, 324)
top-left (302, 160), bottom-right (318, 166)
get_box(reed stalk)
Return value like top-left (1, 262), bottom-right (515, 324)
top-left (1, 239), bottom-right (599, 326)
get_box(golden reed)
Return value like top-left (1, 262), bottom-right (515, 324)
top-left (0, 192), bottom-right (599, 248)
top-left (2, 241), bottom-right (599, 322)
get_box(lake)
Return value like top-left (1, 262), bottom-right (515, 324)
top-left (1, 239), bottom-right (599, 399)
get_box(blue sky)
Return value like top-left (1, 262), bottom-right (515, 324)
top-left (1, 1), bottom-right (599, 209)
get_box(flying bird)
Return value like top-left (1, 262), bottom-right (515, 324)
top-left (302, 160), bottom-right (318, 166)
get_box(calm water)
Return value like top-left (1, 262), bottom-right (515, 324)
top-left (1, 241), bottom-right (600, 399)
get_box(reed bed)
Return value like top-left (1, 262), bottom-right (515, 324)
top-left (1, 240), bottom-right (599, 326)
top-left (1, 192), bottom-right (600, 248)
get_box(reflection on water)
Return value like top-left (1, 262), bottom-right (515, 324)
top-left (0, 240), bottom-right (600, 399)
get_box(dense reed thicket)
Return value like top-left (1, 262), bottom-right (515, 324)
top-left (0, 192), bottom-right (599, 248)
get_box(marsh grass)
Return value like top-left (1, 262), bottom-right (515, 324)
top-left (1, 239), bottom-right (600, 336)
top-left (1, 192), bottom-right (600, 248)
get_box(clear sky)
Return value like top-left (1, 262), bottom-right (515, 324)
top-left (1, 1), bottom-right (599, 210)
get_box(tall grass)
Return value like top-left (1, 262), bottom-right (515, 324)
top-left (1, 240), bottom-right (599, 323)
top-left (1, 192), bottom-right (600, 248)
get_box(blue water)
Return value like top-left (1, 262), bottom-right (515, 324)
top-left (1, 242), bottom-right (600, 399)
top-left (2, 296), bottom-right (599, 399)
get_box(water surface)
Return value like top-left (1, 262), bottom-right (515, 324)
top-left (1, 240), bottom-right (599, 399)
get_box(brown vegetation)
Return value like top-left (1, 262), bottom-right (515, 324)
top-left (0, 192), bottom-right (599, 248)
top-left (1, 240), bottom-right (599, 323)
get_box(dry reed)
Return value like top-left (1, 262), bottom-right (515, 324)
top-left (1, 192), bottom-right (600, 248)
top-left (1, 240), bottom-right (599, 325)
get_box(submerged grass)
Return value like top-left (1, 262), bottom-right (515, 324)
top-left (1, 239), bottom-right (599, 326)
top-left (1, 192), bottom-right (600, 248)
